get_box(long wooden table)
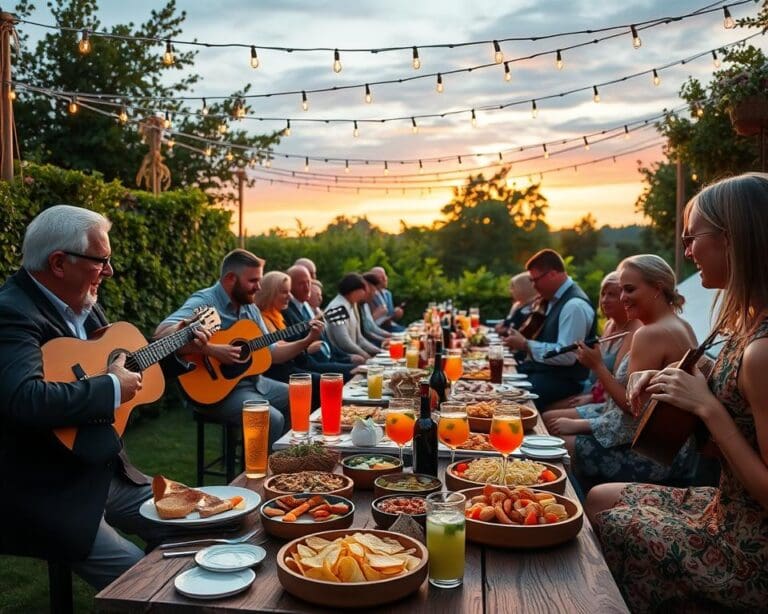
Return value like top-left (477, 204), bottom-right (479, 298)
top-left (96, 426), bottom-right (628, 612)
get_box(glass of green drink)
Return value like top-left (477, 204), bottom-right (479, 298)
top-left (425, 491), bottom-right (466, 588)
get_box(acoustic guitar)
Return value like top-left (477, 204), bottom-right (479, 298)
top-left (178, 305), bottom-right (349, 405)
top-left (42, 306), bottom-right (221, 452)
top-left (517, 297), bottom-right (547, 339)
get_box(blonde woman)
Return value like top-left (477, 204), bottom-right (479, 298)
top-left (588, 173), bottom-right (768, 611)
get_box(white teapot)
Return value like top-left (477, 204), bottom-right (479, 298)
top-left (350, 417), bottom-right (383, 447)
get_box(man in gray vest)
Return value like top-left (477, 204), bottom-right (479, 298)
top-left (504, 249), bottom-right (596, 410)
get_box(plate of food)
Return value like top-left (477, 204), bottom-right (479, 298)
top-left (455, 432), bottom-right (496, 452)
top-left (276, 529), bottom-right (428, 608)
top-left (263, 471), bottom-right (354, 501)
top-left (140, 477), bottom-right (260, 527)
top-left (371, 494), bottom-right (427, 528)
top-left (373, 473), bottom-right (442, 499)
top-left (260, 493), bottom-right (355, 540)
top-left (445, 458), bottom-right (566, 494)
top-left (341, 454), bottom-right (402, 489)
top-left (465, 401), bottom-right (538, 433)
top-left (311, 406), bottom-right (387, 430)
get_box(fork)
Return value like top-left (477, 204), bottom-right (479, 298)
top-left (159, 528), bottom-right (259, 550)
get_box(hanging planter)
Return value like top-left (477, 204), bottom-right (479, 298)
top-left (728, 95), bottom-right (768, 137)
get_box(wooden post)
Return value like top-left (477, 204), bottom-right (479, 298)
top-left (236, 169), bottom-right (246, 248)
top-left (674, 155), bottom-right (685, 281)
top-left (0, 12), bottom-right (15, 182)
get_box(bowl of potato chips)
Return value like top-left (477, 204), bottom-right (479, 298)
top-left (276, 529), bottom-right (428, 607)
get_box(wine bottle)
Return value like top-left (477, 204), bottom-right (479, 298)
top-left (429, 342), bottom-right (448, 411)
top-left (413, 381), bottom-right (439, 477)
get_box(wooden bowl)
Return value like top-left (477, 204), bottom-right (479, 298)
top-left (341, 454), bottom-right (403, 490)
top-left (370, 494), bottom-right (427, 529)
top-left (276, 529), bottom-right (428, 608)
top-left (458, 486), bottom-right (583, 549)
top-left (263, 472), bottom-right (354, 502)
top-left (373, 473), bottom-right (442, 499)
top-left (467, 405), bottom-right (538, 433)
top-left (260, 493), bottom-right (355, 540)
top-left (445, 458), bottom-right (566, 494)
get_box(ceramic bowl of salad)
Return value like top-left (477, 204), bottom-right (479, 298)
top-left (373, 473), bottom-right (442, 499)
top-left (341, 454), bottom-right (403, 490)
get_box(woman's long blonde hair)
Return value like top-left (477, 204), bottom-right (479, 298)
top-left (255, 271), bottom-right (290, 311)
top-left (618, 254), bottom-right (685, 313)
top-left (685, 172), bottom-right (768, 338)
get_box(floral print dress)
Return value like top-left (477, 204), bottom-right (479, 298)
top-left (596, 320), bottom-right (768, 612)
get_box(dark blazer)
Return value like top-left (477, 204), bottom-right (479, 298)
top-left (282, 300), bottom-right (352, 366)
top-left (0, 269), bottom-right (146, 561)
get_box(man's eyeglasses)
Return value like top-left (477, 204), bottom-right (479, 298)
top-left (63, 250), bottom-right (111, 268)
top-left (529, 270), bottom-right (551, 284)
top-left (681, 231), bottom-right (718, 249)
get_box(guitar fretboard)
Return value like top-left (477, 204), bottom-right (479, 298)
top-left (125, 323), bottom-right (202, 372)
top-left (247, 320), bottom-right (311, 352)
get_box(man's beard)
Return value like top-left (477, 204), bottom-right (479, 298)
top-left (232, 279), bottom-right (254, 305)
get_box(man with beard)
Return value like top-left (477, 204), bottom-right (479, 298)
top-left (157, 249), bottom-right (323, 446)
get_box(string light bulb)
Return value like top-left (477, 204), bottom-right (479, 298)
top-left (592, 85), bottom-right (600, 103)
top-left (166, 137), bottom-right (175, 150)
top-left (118, 106), bottom-right (128, 124)
top-left (345, 159), bottom-right (350, 173)
top-left (250, 45), bottom-right (259, 68)
top-left (218, 120), bottom-right (228, 134)
top-left (225, 150), bottom-right (234, 162)
top-left (471, 108), bottom-right (477, 127)
top-left (556, 49), bottom-right (564, 70)
top-left (163, 111), bottom-right (172, 129)
top-left (301, 90), bottom-right (308, 111)
top-left (364, 83), bottom-right (372, 104)
top-left (457, 155), bottom-right (463, 164)
top-left (333, 48), bottom-right (342, 73)
top-left (691, 171), bottom-right (698, 181)
top-left (412, 46), bottom-right (421, 70)
top-left (233, 99), bottom-right (245, 119)
top-left (384, 161), bottom-right (389, 175)
top-left (411, 117), bottom-right (418, 134)
top-left (68, 96), bottom-right (79, 115)
top-left (531, 99), bottom-right (538, 118)
top-left (712, 50), bottom-right (721, 68)
top-left (418, 159), bottom-right (423, 173)
top-left (163, 40), bottom-right (175, 66)
top-left (583, 136), bottom-right (590, 150)
top-left (304, 157), bottom-right (310, 171)
top-left (436, 73), bottom-right (444, 93)
top-left (493, 40), bottom-right (503, 64)
top-left (204, 145), bottom-right (212, 157)
top-left (353, 120), bottom-right (359, 137)
top-left (630, 25), bottom-right (641, 49)
top-left (624, 124), bottom-right (630, 139)
top-left (284, 119), bottom-right (291, 136)
top-left (695, 105), bottom-right (704, 118)
top-left (201, 98), bottom-right (208, 116)
top-left (78, 29), bottom-right (91, 55)
top-left (723, 6), bottom-right (735, 29)
top-left (652, 69), bottom-right (661, 86)
top-left (542, 143), bottom-right (549, 159)
top-left (503, 62), bottom-right (511, 82)
top-left (8, 87), bottom-right (16, 101)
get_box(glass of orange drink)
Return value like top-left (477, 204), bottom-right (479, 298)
top-left (385, 399), bottom-right (416, 464)
top-left (437, 401), bottom-right (469, 466)
top-left (289, 373), bottom-right (312, 440)
top-left (443, 349), bottom-right (464, 395)
top-left (489, 403), bottom-right (523, 486)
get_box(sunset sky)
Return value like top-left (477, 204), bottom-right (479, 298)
top-left (21, 1), bottom-right (766, 234)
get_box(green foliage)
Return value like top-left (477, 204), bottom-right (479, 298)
top-left (558, 214), bottom-right (599, 264)
top-left (0, 162), bottom-right (233, 336)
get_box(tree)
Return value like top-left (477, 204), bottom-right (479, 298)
top-left (11, 0), bottom-right (279, 198)
top-left (559, 213), bottom-right (599, 263)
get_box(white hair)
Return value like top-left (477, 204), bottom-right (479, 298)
top-left (22, 205), bottom-right (111, 272)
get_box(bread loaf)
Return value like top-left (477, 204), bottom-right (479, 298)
top-left (151, 474), bottom-right (227, 519)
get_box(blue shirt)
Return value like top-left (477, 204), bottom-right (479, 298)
top-left (29, 274), bottom-right (121, 408)
top-left (526, 277), bottom-right (595, 366)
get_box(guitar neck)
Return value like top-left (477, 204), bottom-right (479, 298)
top-left (126, 324), bottom-right (199, 372)
top-left (247, 320), bottom-right (311, 351)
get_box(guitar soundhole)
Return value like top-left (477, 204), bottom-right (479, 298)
top-left (108, 348), bottom-right (141, 373)
top-left (219, 340), bottom-right (252, 379)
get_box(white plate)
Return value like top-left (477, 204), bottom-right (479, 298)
top-left (174, 566), bottom-right (255, 600)
top-left (368, 357), bottom-right (396, 367)
top-left (139, 486), bottom-right (261, 528)
top-left (523, 435), bottom-right (566, 448)
top-left (502, 373), bottom-right (529, 380)
top-left (519, 446), bottom-right (568, 460)
top-left (195, 544), bottom-right (266, 572)
top-left (507, 380), bottom-right (532, 389)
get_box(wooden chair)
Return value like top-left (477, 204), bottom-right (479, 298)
top-left (191, 406), bottom-right (242, 485)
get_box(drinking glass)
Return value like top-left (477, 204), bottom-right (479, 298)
top-left (426, 491), bottom-right (466, 588)
top-left (469, 307), bottom-right (480, 329)
top-left (488, 343), bottom-right (504, 384)
top-left (242, 400), bottom-right (270, 478)
top-left (405, 343), bottom-right (420, 369)
top-left (437, 401), bottom-right (469, 465)
top-left (384, 399), bottom-right (416, 464)
top-left (320, 373), bottom-right (343, 442)
top-left (289, 373), bottom-right (312, 440)
top-left (367, 365), bottom-right (384, 400)
top-left (389, 333), bottom-right (405, 360)
top-left (489, 403), bottom-right (523, 486)
top-left (443, 348), bottom-right (464, 395)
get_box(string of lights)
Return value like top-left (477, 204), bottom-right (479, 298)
top-left (11, 31), bottom-right (757, 138)
top-left (15, 0), bottom-right (744, 76)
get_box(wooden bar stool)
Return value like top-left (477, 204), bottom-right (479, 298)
top-left (191, 406), bottom-right (242, 485)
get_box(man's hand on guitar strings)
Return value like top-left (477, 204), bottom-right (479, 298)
top-left (109, 352), bottom-right (143, 403)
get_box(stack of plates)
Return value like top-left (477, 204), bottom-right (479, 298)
top-left (174, 543), bottom-right (266, 600)
top-left (519, 435), bottom-right (567, 461)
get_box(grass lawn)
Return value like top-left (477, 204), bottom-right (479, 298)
top-left (0, 403), bottom-right (227, 613)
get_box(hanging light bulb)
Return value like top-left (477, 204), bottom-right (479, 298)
top-left (250, 45), bottom-right (259, 68)
top-left (68, 96), bottom-right (79, 115)
top-left (78, 29), bottom-right (91, 55)
top-left (556, 49), bottom-right (564, 70)
top-left (723, 6), bottom-right (735, 29)
top-left (284, 119), bottom-right (291, 137)
top-left (166, 137), bottom-right (175, 150)
top-left (345, 159), bottom-right (350, 173)
top-left (411, 117), bottom-right (418, 134)
top-left (503, 62), bottom-right (511, 82)
top-left (418, 159), bottom-right (423, 174)
top-left (470, 109), bottom-right (477, 127)
top-left (583, 136), bottom-right (590, 150)
top-left (630, 25), bottom-right (641, 49)
top-left (412, 46), bottom-right (421, 70)
top-left (353, 120), bottom-right (359, 138)
top-left (592, 85), bottom-right (600, 103)
top-left (204, 145), bottom-right (212, 157)
top-left (364, 84), bottom-right (372, 104)
top-left (492, 40), bottom-right (503, 64)
top-left (225, 150), bottom-right (234, 162)
top-left (201, 98), bottom-right (208, 116)
top-left (164, 111), bottom-right (172, 129)
top-left (118, 106), bottom-right (128, 124)
top-left (531, 99), bottom-right (538, 119)
top-left (695, 105), bottom-right (704, 118)
top-left (457, 155), bottom-right (463, 164)
top-left (301, 90), bottom-right (308, 111)
top-left (384, 161), bottom-right (389, 175)
top-left (498, 152), bottom-right (503, 161)
top-left (436, 73), bottom-right (444, 93)
top-left (624, 124), bottom-right (630, 139)
top-left (712, 50), bottom-right (721, 68)
top-left (333, 48), bottom-right (342, 73)
top-left (652, 69), bottom-right (661, 86)
top-left (218, 120), bottom-right (228, 134)
top-left (162, 40), bottom-right (175, 66)
top-left (542, 143), bottom-right (549, 159)
top-left (691, 171), bottom-right (699, 181)
top-left (8, 87), bottom-right (16, 101)
top-left (304, 157), bottom-right (309, 172)
top-left (232, 98), bottom-right (245, 119)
